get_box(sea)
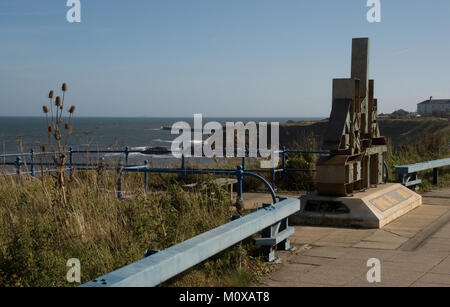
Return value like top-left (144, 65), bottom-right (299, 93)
top-left (0, 116), bottom-right (323, 167)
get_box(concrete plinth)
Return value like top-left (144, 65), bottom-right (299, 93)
top-left (291, 183), bottom-right (422, 229)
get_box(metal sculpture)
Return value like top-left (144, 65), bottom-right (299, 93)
top-left (316, 38), bottom-right (387, 196)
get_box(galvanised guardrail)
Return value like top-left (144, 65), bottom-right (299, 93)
top-left (81, 197), bottom-right (300, 287)
top-left (395, 157), bottom-right (450, 188)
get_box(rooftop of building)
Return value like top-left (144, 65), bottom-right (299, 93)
top-left (418, 99), bottom-right (450, 105)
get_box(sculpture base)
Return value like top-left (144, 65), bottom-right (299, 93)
top-left (290, 183), bottom-right (422, 229)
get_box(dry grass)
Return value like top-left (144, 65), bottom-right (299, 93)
top-left (0, 170), bottom-right (271, 287)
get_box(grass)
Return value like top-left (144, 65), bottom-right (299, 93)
top-left (385, 129), bottom-right (450, 192)
top-left (0, 170), bottom-right (272, 287)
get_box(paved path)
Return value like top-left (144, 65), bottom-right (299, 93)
top-left (256, 188), bottom-right (450, 287)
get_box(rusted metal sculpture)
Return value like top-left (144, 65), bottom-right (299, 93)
top-left (316, 38), bottom-right (387, 197)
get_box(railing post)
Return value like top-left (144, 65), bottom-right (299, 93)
top-left (433, 168), bottom-right (439, 185)
top-left (181, 151), bottom-right (185, 181)
top-left (30, 149), bottom-right (35, 177)
top-left (271, 148), bottom-right (276, 191)
top-left (241, 155), bottom-right (246, 187)
top-left (15, 156), bottom-right (22, 184)
top-left (282, 146), bottom-right (286, 183)
top-left (117, 162), bottom-right (124, 199)
top-left (99, 157), bottom-right (105, 184)
top-left (125, 146), bottom-right (129, 166)
top-left (236, 166), bottom-right (244, 212)
top-left (384, 161), bottom-right (389, 184)
top-left (144, 160), bottom-right (149, 193)
top-left (69, 146), bottom-right (73, 178)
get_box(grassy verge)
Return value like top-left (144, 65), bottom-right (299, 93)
top-left (385, 129), bottom-right (450, 192)
top-left (0, 171), bottom-right (271, 287)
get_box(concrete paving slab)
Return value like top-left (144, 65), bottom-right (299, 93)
top-left (411, 282), bottom-right (450, 287)
top-left (293, 267), bottom-right (361, 286)
top-left (268, 264), bottom-right (316, 283)
top-left (381, 260), bottom-right (437, 273)
top-left (360, 230), bottom-right (410, 244)
top-left (346, 276), bottom-right (414, 287)
top-left (430, 257), bottom-right (450, 275)
top-left (379, 229), bottom-right (417, 238)
top-left (314, 229), bottom-right (375, 247)
top-left (301, 246), bottom-right (350, 259)
top-left (353, 240), bottom-right (406, 250)
top-left (422, 189), bottom-right (450, 206)
top-left (415, 273), bottom-right (450, 285)
top-left (420, 238), bottom-right (450, 253)
top-left (403, 205), bottom-right (448, 217)
top-left (433, 224), bottom-right (450, 239)
top-left (387, 252), bottom-right (447, 266)
top-left (338, 248), bottom-right (398, 261)
top-left (289, 227), bottom-right (335, 245)
top-left (379, 265), bottom-right (426, 282)
top-left (288, 255), bottom-right (334, 266)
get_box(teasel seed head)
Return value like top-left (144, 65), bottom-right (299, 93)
top-left (62, 83), bottom-right (67, 92)
top-left (65, 123), bottom-right (71, 130)
top-left (48, 90), bottom-right (54, 99)
top-left (43, 106), bottom-right (49, 114)
top-left (54, 131), bottom-right (61, 141)
top-left (69, 105), bottom-right (76, 114)
top-left (55, 96), bottom-right (61, 107)
top-left (41, 145), bottom-right (47, 152)
top-left (48, 125), bottom-right (53, 133)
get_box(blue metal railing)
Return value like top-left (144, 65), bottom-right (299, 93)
top-left (0, 146), bottom-right (329, 190)
top-left (395, 158), bottom-right (450, 188)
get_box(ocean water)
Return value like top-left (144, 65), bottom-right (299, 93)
top-left (0, 117), bottom-right (323, 153)
top-left (0, 116), bottom-right (323, 167)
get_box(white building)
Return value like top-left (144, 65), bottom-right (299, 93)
top-left (417, 98), bottom-right (450, 115)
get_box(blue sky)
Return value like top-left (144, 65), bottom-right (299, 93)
top-left (0, 0), bottom-right (449, 117)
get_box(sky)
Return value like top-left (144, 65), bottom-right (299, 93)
top-left (0, 0), bottom-right (449, 117)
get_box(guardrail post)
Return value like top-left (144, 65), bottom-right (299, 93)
top-left (255, 204), bottom-right (294, 262)
top-left (144, 160), bottom-right (149, 193)
top-left (277, 217), bottom-right (291, 251)
top-left (15, 157), bottom-right (22, 184)
top-left (411, 172), bottom-right (418, 190)
top-left (30, 149), bottom-right (35, 177)
top-left (433, 168), bottom-right (439, 185)
top-left (117, 162), bottom-right (124, 199)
